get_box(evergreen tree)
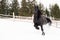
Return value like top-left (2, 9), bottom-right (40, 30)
top-left (7, 5), bottom-right (12, 15)
top-left (50, 4), bottom-right (60, 18)
top-left (1, 0), bottom-right (7, 14)
top-left (12, 0), bottom-right (19, 16)
top-left (27, 0), bottom-right (34, 16)
top-left (45, 8), bottom-right (50, 17)
top-left (0, 1), bottom-right (2, 14)
top-left (20, 0), bottom-right (29, 16)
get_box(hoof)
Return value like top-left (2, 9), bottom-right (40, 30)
top-left (42, 32), bottom-right (45, 35)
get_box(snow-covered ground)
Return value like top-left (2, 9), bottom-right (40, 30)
top-left (0, 18), bottom-right (60, 40)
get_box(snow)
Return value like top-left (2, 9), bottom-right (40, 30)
top-left (0, 18), bottom-right (60, 40)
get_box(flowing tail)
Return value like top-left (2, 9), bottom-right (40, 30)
top-left (46, 18), bottom-right (52, 25)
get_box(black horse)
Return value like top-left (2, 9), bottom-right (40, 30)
top-left (33, 5), bottom-right (52, 35)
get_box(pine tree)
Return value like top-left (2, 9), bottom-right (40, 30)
top-left (20, 0), bottom-right (29, 16)
top-left (45, 8), bottom-right (50, 17)
top-left (27, 0), bottom-right (34, 16)
top-left (50, 4), bottom-right (60, 19)
top-left (0, 1), bottom-right (2, 14)
top-left (12, 0), bottom-right (19, 16)
top-left (1, 0), bottom-right (7, 14)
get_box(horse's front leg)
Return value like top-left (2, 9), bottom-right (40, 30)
top-left (34, 23), bottom-right (39, 30)
top-left (40, 25), bottom-right (45, 35)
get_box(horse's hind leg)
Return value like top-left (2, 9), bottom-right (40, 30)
top-left (40, 25), bottom-right (45, 35)
top-left (34, 23), bottom-right (39, 30)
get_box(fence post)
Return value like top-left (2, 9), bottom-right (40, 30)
top-left (13, 12), bottom-right (15, 21)
top-left (56, 21), bottom-right (58, 28)
top-left (13, 12), bottom-right (15, 19)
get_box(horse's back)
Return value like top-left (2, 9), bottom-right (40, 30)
top-left (39, 16), bottom-right (47, 25)
top-left (33, 15), bottom-right (47, 25)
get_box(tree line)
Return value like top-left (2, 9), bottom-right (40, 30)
top-left (0, 0), bottom-right (60, 19)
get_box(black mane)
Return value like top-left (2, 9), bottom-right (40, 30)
top-left (34, 5), bottom-right (42, 20)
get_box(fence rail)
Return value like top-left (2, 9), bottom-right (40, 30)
top-left (0, 14), bottom-right (13, 18)
top-left (15, 16), bottom-right (33, 20)
top-left (0, 14), bottom-right (33, 20)
top-left (52, 20), bottom-right (60, 28)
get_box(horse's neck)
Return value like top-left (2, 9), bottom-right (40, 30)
top-left (37, 11), bottom-right (42, 18)
top-left (34, 6), bottom-right (42, 20)
top-left (37, 15), bottom-right (41, 20)
top-left (34, 13), bottom-right (41, 20)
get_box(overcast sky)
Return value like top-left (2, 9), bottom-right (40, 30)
top-left (8, 0), bottom-right (60, 9)
top-left (37, 0), bottom-right (60, 8)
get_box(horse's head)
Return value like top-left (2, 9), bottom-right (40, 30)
top-left (34, 5), bottom-right (42, 19)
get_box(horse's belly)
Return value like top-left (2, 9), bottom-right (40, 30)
top-left (39, 17), bottom-right (47, 25)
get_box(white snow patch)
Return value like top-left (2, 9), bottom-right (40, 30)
top-left (0, 18), bottom-right (60, 40)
